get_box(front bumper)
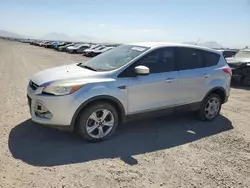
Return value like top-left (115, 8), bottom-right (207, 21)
top-left (27, 85), bottom-right (81, 131)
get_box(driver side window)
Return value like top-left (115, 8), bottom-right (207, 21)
top-left (118, 48), bottom-right (175, 77)
top-left (136, 48), bottom-right (175, 74)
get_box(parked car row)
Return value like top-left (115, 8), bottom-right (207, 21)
top-left (6, 37), bottom-right (249, 87)
top-left (29, 40), bottom-right (117, 57)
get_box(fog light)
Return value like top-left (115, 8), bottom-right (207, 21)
top-left (34, 101), bottom-right (48, 113)
top-left (44, 112), bottom-right (53, 119)
top-left (34, 100), bottom-right (52, 119)
top-left (35, 111), bottom-right (53, 119)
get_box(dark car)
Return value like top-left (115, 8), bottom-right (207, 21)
top-left (30, 40), bottom-right (41, 46)
top-left (217, 49), bottom-right (238, 58)
top-left (43, 41), bottom-right (53, 48)
top-left (44, 41), bottom-right (60, 48)
top-left (226, 49), bottom-right (250, 86)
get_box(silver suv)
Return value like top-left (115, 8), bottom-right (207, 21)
top-left (27, 42), bottom-right (231, 142)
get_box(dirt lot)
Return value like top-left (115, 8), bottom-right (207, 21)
top-left (0, 39), bottom-right (249, 188)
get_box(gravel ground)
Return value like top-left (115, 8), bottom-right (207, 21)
top-left (0, 39), bottom-right (250, 188)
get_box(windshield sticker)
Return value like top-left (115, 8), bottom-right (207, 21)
top-left (132, 47), bottom-right (146, 52)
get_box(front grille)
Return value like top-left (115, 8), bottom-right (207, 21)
top-left (29, 81), bottom-right (39, 90)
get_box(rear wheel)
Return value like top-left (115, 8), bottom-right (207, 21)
top-left (76, 102), bottom-right (118, 142)
top-left (242, 76), bottom-right (250, 86)
top-left (198, 93), bottom-right (222, 121)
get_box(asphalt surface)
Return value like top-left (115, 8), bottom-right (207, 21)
top-left (0, 40), bottom-right (250, 188)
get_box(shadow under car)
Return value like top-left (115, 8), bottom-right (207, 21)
top-left (8, 114), bottom-right (233, 166)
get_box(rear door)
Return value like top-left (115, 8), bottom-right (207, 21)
top-left (176, 47), bottom-right (208, 104)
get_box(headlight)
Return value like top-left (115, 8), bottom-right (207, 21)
top-left (42, 85), bottom-right (83, 96)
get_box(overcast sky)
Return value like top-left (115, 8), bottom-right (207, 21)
top-left (0, 0), bottom-right (250, 48)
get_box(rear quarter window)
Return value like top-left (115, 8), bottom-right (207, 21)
top-left (202, 51), bottom-right (220, 67)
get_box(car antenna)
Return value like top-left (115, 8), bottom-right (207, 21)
top-left (195, 38), bottom-right (200, 45)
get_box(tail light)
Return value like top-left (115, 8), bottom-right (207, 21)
top-left (223, 68), bottom-right (232, 76)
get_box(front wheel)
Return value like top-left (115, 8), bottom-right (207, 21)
top-left (198, 93), bottom-right (222, 121)
top-left (76, 102), bottom-right (119, 142)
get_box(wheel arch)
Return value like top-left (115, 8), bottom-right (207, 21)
top-left (70, 95), bottom-right (126, 130)
top-left (202, 87), bottom-right (227, 104)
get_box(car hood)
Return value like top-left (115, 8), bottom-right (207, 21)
top-left (61, 45), bottom-right (73, 48)
top-left (226, 57), bottom-right (250, 69)
top-left (226, 57), bottom-right (250, 64)
top-left (93, 49), bottom-right (107, 53)
top-left (67, 46), bottom-right (77, 50)
top-left (84, 49), bottom-right (94, 52)
top-left (31, 63), bottom-right (107, 86)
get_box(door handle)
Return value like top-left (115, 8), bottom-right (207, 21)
top-left (166, 78), bottom-right (174, 83)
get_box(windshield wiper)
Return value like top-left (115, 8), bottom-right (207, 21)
top-left (79, 64), bottom-right (97, 71)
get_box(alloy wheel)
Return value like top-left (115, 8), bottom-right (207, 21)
top-left (204, 97), bottom-right (220, 119)
top-left (86, 109), bottom-right (115, 139)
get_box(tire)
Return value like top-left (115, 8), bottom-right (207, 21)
top-left (198, 93), bottom-right (222, 121)
top-left (242, 76), bottom-right (250, 87)
top-left (76, 102), bottom-right (119, 142)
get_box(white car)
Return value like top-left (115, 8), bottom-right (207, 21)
top-left (66, 44), bottom-right (90, 53)
top-left (27, 42), bottom-right (231, 142)
top-left (82, 45), bottom-right (104, 56)
top-left (90, 46), bottom-right (115, 57)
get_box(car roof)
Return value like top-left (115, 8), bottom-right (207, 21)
top-left (242, 48), bottom-right (250, 52)
top-left (130, 42), bottom-right (221, 54)
top-left (216, 49), bottom-right (237, 52)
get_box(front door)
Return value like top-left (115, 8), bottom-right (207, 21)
top-left (126, 47), bottom-right (179, 114)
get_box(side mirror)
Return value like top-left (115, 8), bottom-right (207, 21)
top-left (134, 65), bottom-right (150, 76)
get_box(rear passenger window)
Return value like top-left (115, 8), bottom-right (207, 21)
top-left (176, 48), bottom-right (204, 70)
top-left (202, 51), bottom-right (220, 67)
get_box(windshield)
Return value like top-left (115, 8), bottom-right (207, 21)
top-left (96, 46), bottom-right (105, 50)
top-left (91, 45), bottom-right (101, 49)
top-left (235, 50), bottom-right (250, 58)
top-left (82, 45), bottom-right (149, 71)
top-left (74, 44), bottom-right (83, 47)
